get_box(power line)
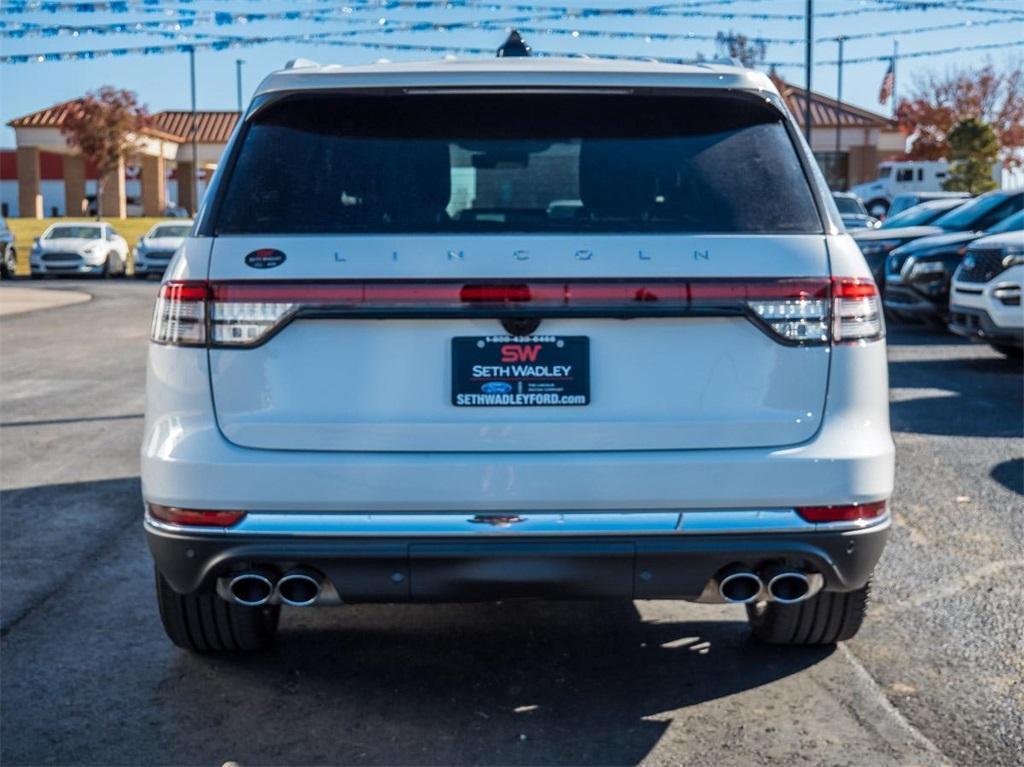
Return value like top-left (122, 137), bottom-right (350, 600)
top-left (823, 38), bottom-right (1024, 64)
top-left (815, 16), bottom-right (1022, 43)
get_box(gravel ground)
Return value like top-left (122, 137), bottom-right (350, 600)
top-left (0, 280), bottom-right (1020, 766)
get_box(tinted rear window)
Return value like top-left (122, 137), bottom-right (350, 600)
top-left (215, 93), bottom-right (821, 235)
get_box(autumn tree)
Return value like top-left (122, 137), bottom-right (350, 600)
top-left (896, 61), bottom-right (1023, 167)
top-left (60, 87), bottom-right (151, 219)
top-left (943, 118), bottom-right (1000, 194)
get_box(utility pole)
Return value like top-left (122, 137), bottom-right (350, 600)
top-left (804, 0), bottom-right (813, 144)
top-left (235, 59), bottom-right (245, 113)
top-left (835, 36), bottom-right (845, 157)
top-left (189, 45), bottom-right (198, 217)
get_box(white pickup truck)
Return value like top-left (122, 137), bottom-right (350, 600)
top-left (850, 160), bottom-right (961, 217)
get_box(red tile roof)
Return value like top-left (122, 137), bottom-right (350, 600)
top-left (7, 100), bottom-right (80, 130)
top-left (151, 111), bottom-right (240, 144)
top-left (776, 80), bottom-right (898, 130)
top-left (7, 101), bottom-right (239, 143)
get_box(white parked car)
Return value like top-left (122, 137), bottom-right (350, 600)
top-left (144, 58), bottom-right (894, 653)
top-left (949, 230), bottom-right (1024, 358)
top-left (29, 222), bottom-right (128, 277)
top-left (133, 220), bottom-right (192, 279)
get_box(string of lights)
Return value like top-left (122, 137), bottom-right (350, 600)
top-left (4, 22), bottom-right (1020, 68)
top-left (0, 0), bottom-right (771, 15)
top-left (0, 30), bottom-right (799, 66)
top-left (3, 0), bottom-right (1019, 22)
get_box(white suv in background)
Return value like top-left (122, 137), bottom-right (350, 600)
top-left (949, 230), bottom-right (1024, 358)
top-left (143, 58), bottom-right (893, 654)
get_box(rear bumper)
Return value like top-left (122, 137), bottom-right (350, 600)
top-left (147, 512), bottom-right (890, 601)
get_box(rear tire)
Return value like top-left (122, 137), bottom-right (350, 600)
top-left (746, 579), bottom-right (871, 645)
top-left (990, 343), bottom-right (1023, 360)
top-left (1, 247), bottom-right (16, 278)
top-left (155, 569), bottom-right (280, 653)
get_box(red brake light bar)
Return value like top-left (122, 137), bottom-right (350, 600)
top-left (151, 277), bottom-right (883, 348)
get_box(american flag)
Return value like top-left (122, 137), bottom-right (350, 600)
top-left (878, 58), bottom-right (895, 105)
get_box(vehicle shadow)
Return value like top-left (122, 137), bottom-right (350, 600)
top-left (888, 355), bottom-right (1023, 439)
top-left (990, 458), bottom-right (1024, 496)
top-left (157, 602), bottom-right (832, 766)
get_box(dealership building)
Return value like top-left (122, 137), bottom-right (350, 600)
top-left (1, 103), bottom-right (239, 218)
top-left (1, 83), bottom-right (903, 219)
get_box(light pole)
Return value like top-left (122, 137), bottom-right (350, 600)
top-left (835, 36), bottom-right (845, 156)
top-left (804, 0), bottom-right (813, 144)
top-left (235, 59), bottom-right (245, 113)
top-left (189, 45), bottom-right (198, 217)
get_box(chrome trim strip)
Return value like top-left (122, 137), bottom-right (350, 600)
top-left (144, 509), bottom-right (890, 538)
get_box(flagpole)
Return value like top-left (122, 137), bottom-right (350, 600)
top-left (892, 40), bottom-right (898, 116)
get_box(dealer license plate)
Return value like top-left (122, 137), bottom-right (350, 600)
top-left (451, 336), bottom-right (590, 407)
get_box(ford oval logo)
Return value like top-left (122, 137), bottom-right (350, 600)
top-left (244, 249), bottom-right (286, 269)
top-left (962, 255), bottom-right (976, 270)
top-left (481, 381), bottom-right (512, 394)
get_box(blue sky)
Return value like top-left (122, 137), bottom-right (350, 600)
top-left (1, 0), bottom-right (1021, 146)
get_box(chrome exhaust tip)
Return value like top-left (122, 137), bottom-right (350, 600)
top-left (227, 571), bottom-right (275, 606)
top-left (277, 568), bottom-right (323, 607)
top-left (765, 571), bottom-right (822, 604)
top-left (718, 570), bottom-right (764, 604)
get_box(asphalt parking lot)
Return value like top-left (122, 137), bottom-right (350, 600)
top-left (1, 280), bottom-right (1021, 767)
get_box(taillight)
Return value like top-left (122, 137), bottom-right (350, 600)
top-left (831, 278), bottom-right (884, 343)
top-left (147, 503), bottom-right (245, 527)
top-left (797, 500), bottom-right (886, 523)
top-left (151, 281), bottom-right (208, 346)
top-left (744, 283), bottom-right (831, 344)
top-left (150, 277), bottom-right (884, 348)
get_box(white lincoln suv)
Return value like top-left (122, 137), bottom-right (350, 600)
top-left (143, 58), bottom-right (894, 653)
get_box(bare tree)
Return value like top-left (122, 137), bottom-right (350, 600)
top-left (60, 87), bottom-right (152, 219)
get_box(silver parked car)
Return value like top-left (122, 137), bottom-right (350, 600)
top-left (133, 220), bottom-right (193, 279)
top-left (0, 218), bottom-right (16, 278)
